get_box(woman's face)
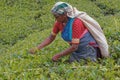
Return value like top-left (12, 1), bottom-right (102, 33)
top-left (54, 14), bottom-right (68, 23)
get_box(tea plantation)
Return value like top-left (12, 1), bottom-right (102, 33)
top-left (0, 0), bottom-right (120, 80)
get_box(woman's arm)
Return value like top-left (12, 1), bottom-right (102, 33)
top-left (52, 44), bottom-right (79, 61)
top-left (37, 33), bottom-right (56, 50)
top-left (29, 33), bottom-right (56, 54)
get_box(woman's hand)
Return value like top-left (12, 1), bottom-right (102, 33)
top-left (29, 47), bottom-right (39, 54)
top-left (52, 54), bottom-right (62, 61)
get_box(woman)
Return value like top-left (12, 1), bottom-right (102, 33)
top-left (29, 2), bottom-right (109, 62)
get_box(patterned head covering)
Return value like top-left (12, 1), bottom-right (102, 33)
top-left (51, 1), bottom-right (81, 18)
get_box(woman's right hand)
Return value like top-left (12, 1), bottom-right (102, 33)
top-left (29, 47), bottom-right (39, 54)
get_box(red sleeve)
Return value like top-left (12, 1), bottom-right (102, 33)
top-left (72, 18), bottom-right (87, 39)
top-left (52, 22), bottom-right (60, 34)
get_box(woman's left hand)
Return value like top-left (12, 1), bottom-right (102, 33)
top-left (52, 53), bottom-right (62, 62)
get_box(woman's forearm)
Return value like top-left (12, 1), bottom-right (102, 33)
top-left (52, 44), bottom-right (79, 61)
top-left (37, 34), bottom-right (56, 50)
top-left (59, 44), bottom-right (78, 56)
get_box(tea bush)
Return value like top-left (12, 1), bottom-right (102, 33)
top-left (0, 0), bottom-right (120, 80)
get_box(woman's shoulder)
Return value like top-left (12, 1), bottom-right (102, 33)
top-left (54, 21), bottom-right (62, 25)
top-left (74, 18), bottom-right (83, 23)
top-left (73, 18), bottom-right (84, 26)
top-left (54, 21), bottom-right (62, 27)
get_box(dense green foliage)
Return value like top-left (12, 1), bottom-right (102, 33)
top-left (0, 0), bottom-right (120, 80)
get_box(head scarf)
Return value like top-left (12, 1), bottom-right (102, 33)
top-left (51, 1), bottom-right (82, 18)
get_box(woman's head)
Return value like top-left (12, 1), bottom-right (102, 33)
top-left (51, 2), bottom-right (69, 16)
top-left (51, 1), bottom-right (82, 20)
top-left (51, 2), bottom-right (73, 22)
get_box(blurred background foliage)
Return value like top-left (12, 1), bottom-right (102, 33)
top-left (0, 0), bottom-right (120, 79)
